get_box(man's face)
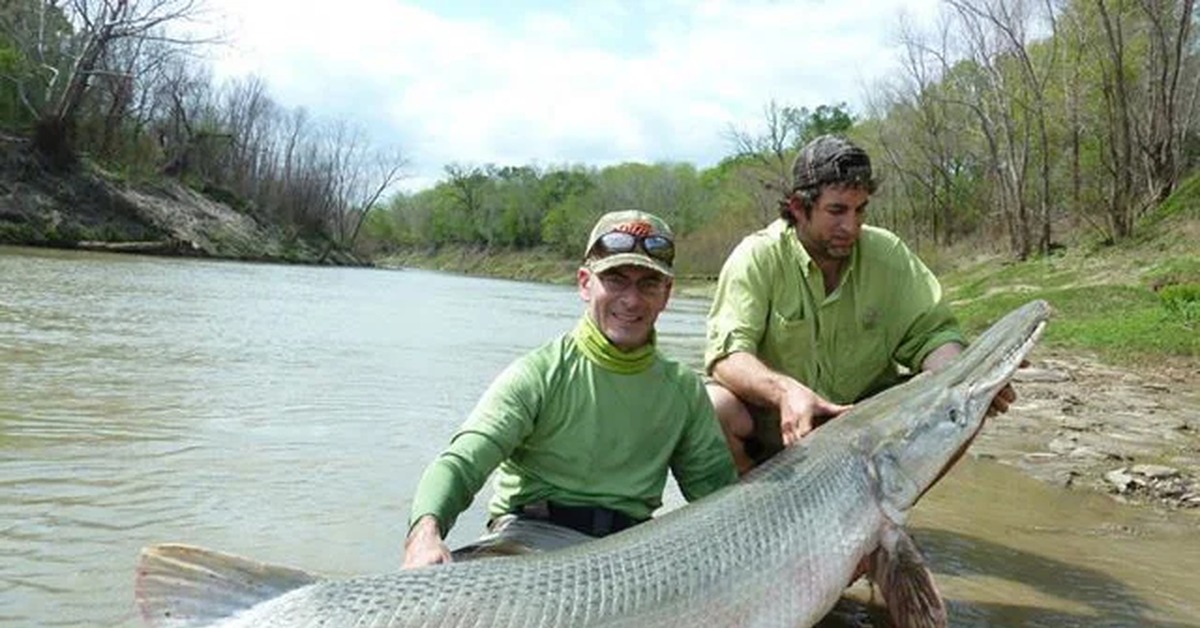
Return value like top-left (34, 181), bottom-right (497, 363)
top-left (791, 184), bottom-right (869, 262)
top-left (578, 265), bottom-right (672, 351)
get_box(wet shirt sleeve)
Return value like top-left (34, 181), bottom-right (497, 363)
top-left (407, 356), bottom-right (541, 536)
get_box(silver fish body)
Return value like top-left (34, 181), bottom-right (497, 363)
top-left (137, 300), bottom-right (1050, 628)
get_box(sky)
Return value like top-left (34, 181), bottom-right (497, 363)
top-left (199, 0), bottom-right (943, 192)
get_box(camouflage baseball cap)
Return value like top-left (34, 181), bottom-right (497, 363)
top-left (583, 210), bottom-right (675, 277)
top-left (791, 134), bottom-right (874, 191)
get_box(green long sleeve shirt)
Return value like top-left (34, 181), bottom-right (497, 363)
top-left (409, 330), bottom-right (737, 535)
top-left (705, 220), bottom-right (965, 404)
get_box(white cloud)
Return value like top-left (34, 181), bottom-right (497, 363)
top-left (201, 0), bottom-right (941, 191)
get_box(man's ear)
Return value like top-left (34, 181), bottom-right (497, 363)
top-left (577, 267), bottom-right (592, 301)
top-left (787, 194), bottom-right (814, 223)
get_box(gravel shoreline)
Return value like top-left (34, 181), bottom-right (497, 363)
top-left (970, 349), bottom-right (1200, 512)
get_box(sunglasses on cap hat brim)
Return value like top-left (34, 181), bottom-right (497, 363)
top-left (590, 231), bottom-right (675, 264)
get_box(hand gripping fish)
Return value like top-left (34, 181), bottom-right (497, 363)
top-left (136, 299), bottom-right (1050, 627)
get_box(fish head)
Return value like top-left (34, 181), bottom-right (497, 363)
top-left (866, 300), bottom-right (1049, 519)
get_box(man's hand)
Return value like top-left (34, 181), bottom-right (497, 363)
top-left (986, 359), bottom-right (1028, 417)
top-left (402, 515), bottom-right (452, 569)
top-left (778, 383), bottom-right (851, 446)
top-left (987, 383), bottom-right (1016, 417)
top-left (926, 344), bottom-right (1024, 418)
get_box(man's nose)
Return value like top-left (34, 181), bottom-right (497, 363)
top-left (618, 285), bottom-right (647, 302)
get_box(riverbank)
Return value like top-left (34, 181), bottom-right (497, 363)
top-left (382, 235), bottom-right (1200, 515)
top-left (980, 348), bottom-right (1200, 513)
top-left (0, 140), bottom-right (358, 265)
top-left (7, 126), bottom-right (1196, 513)
top-left (377, 245), bottom-right (581, 284)
top-left (375, 244), bottom-right (720, 297)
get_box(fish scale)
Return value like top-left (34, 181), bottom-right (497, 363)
top-left (137, 300), bottom-right (1050, 628)
top-left (145, 445), bottom-right (888, 627)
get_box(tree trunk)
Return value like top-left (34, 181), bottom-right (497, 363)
top-left (32, 115), bottom-right (77, 171)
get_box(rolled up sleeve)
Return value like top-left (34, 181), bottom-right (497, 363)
top-left (889, 243), bottom-right (966, 370)
top-left (705, 240), bottom-right (771, 374)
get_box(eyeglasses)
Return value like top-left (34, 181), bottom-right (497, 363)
top-left (590, 231), bottom-right (675, 265)
top-left (596, 271), bottom-right (669, 297)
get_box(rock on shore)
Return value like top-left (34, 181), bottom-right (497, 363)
top-left (972, 351), bottom-right (1200, 511)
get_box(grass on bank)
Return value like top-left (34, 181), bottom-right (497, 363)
top-left (940, 189), bottom-right (1199, 366)
top-left (377, 245), bottom-right (581, 284)
top-left (378, 181), bottom-right (1200, 368)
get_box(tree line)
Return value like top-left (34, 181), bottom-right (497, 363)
top-left (369, 0), bottom-right (1198, 272)
top-left (1, 0), bottom-right (405, 251)
top-left (2, 0), bottom-right (1196, 270)
top-left (866, 0), bottom-right (1198, 260)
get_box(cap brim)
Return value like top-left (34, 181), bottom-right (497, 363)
top-left (587, 252), bottom-right (674, 278)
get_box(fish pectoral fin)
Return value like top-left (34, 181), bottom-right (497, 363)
top-left (135, 543), bottom-right (320, 627)
top-left (869, 528), bottom-right (948, 628)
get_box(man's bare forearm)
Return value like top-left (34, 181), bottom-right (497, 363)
top-left (921, 342), bottom-right (964, 373)
top-left (711, 351), bottom-right (799, 408)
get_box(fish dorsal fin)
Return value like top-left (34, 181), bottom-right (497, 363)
top-left (870, 525), bottom-right (948, 628)
top-left (135, 543), bottom-right (319, 627)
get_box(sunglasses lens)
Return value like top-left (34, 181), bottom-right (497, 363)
top-left (592, 230), bottom-right (674, 266)
top-left (642, 235), bottom-right (675, 263)
top-left (598, 231), bottom-right (637, 253)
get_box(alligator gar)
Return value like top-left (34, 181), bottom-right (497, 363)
top-left (136, 299), bottom-right (1049, 628)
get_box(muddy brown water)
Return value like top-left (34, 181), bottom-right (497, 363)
top-left (911, 460), bottom-right (1197, 626)
top-left (2, 245), bottom-right (1197, 627)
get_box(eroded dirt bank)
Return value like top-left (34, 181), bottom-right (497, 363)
top-left (975, 348), bottom-right (1200, 512)
top-left (1, 140), bottom-right (358, 264)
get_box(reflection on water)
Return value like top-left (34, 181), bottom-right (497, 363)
top-left (1, 245), bottom-right (1198, 627)
top-left (825, 456), bottom-right (1200, 628)
top-left (911, 460), bottom-right (1200, 627)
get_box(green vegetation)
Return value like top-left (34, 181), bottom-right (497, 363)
top-left (1, 1), bottom-right (406, 257)
top-left (950, 283), bottom-right (1197, 362)
top-left (362, 1), bottom-right (1200, 272)
top-left (1, 1), bottom-right (1198, 369)
top-left (380, 245), bottom-right (580, 284)
top-left (387, 176), bottom-right (1200, 370)
top-left (1158, 284), bottom-right (1200, 327)
top-left (0, 219), bottom-right (136, 245)
top-left (4, 1), bottom-right (1198, 270)
top-left (943, 200), bottom-right (1199, 365)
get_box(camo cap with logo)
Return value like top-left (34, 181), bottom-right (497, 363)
top-left (791, 134), bottom-right (875, 192)
top-left (583, 210), bottom-right (675, 278)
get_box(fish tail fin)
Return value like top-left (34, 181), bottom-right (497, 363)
top-left (135, 543), bottom-right (319, 627)
top-left (870, 526), bottom-right (948, 628)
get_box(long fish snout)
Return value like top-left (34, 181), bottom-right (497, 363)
top-left (873, 301), bottom-right (1050, 514)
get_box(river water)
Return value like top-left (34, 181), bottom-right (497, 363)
top-left (1, 245), bottom-right (1197, 627)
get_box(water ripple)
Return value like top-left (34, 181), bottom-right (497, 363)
top-left (3, 250), bottom-right (1199, 627)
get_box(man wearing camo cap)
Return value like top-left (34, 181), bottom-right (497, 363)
top-left (703, 134), bottom-right (1016, 473)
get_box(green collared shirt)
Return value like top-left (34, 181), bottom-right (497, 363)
top-left (409, 329), bottom-right (737, 536)
top-left (705, 220), bottom-right (965, 404)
